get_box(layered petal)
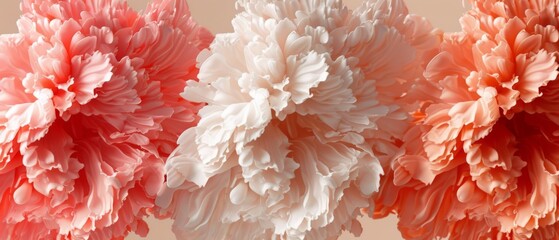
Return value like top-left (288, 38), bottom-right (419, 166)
top-left (374, 0), bottom-right (559, 239)
top-left (0, 0), bottom-right (212, 239)
top-left (160, 0), bottom-right (440, 239)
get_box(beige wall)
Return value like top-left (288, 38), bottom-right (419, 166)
top-left (186, 0), bottom-right (465, 34)
top-left (0, 0), bottom-right (464, 33)
top-left (0, 0), bottom-right (465, 239)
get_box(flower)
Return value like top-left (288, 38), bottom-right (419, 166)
top-left (0, 0), bottom-right (212, 239)
top-left (157, 0), bottom-right (440, 239)
top-left (373, 0), bottom-right (559, 239)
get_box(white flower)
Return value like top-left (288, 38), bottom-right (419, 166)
top-left (158, 0), bottom-right (441, 239)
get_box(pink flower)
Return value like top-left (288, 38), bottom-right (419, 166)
top-left (374, 0), bottom-right (559, 239)
top-left (0, 0), bottom-right (212, 239)
top-left (157, 0), bottom-right (440, 239)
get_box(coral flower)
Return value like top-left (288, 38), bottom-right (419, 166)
top-left (374, 0), bottom-right (559, 239)
top-left (0, 0), bottom-right (211, 239)
top-left (157, 0), bottom-right (440, 239)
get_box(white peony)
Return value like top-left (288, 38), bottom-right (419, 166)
top-left (157, 0), bottom-right (440, 239)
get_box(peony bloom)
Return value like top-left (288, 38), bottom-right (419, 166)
top-left (0, 0), bottom-right (211, 239)
top-left (374, 0), bottom-right (559, 239)
top-left (157, 0), bottom-right (440, 239)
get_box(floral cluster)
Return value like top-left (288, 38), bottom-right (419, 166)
top-left (0, 0), bottom-right (211, 239)
top-left (3, 0), bottom-right (559, 239)
top-left (158, 0), bottom-right (439, 239)
top-left (374, 0), bottom-right (559, 239)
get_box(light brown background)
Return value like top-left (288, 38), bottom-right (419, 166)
top-left (0, 0), bottom-right (465, 239)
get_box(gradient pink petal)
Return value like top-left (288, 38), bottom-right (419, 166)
top-left (0, 0), bottom-right (212, 239)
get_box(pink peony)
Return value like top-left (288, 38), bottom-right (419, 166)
top-left (157, 0), bottom-right (440, 239)
top-left (0, 0), bottom-right (212, 239)
top-left (374, 0), bottom-right (559, 239)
